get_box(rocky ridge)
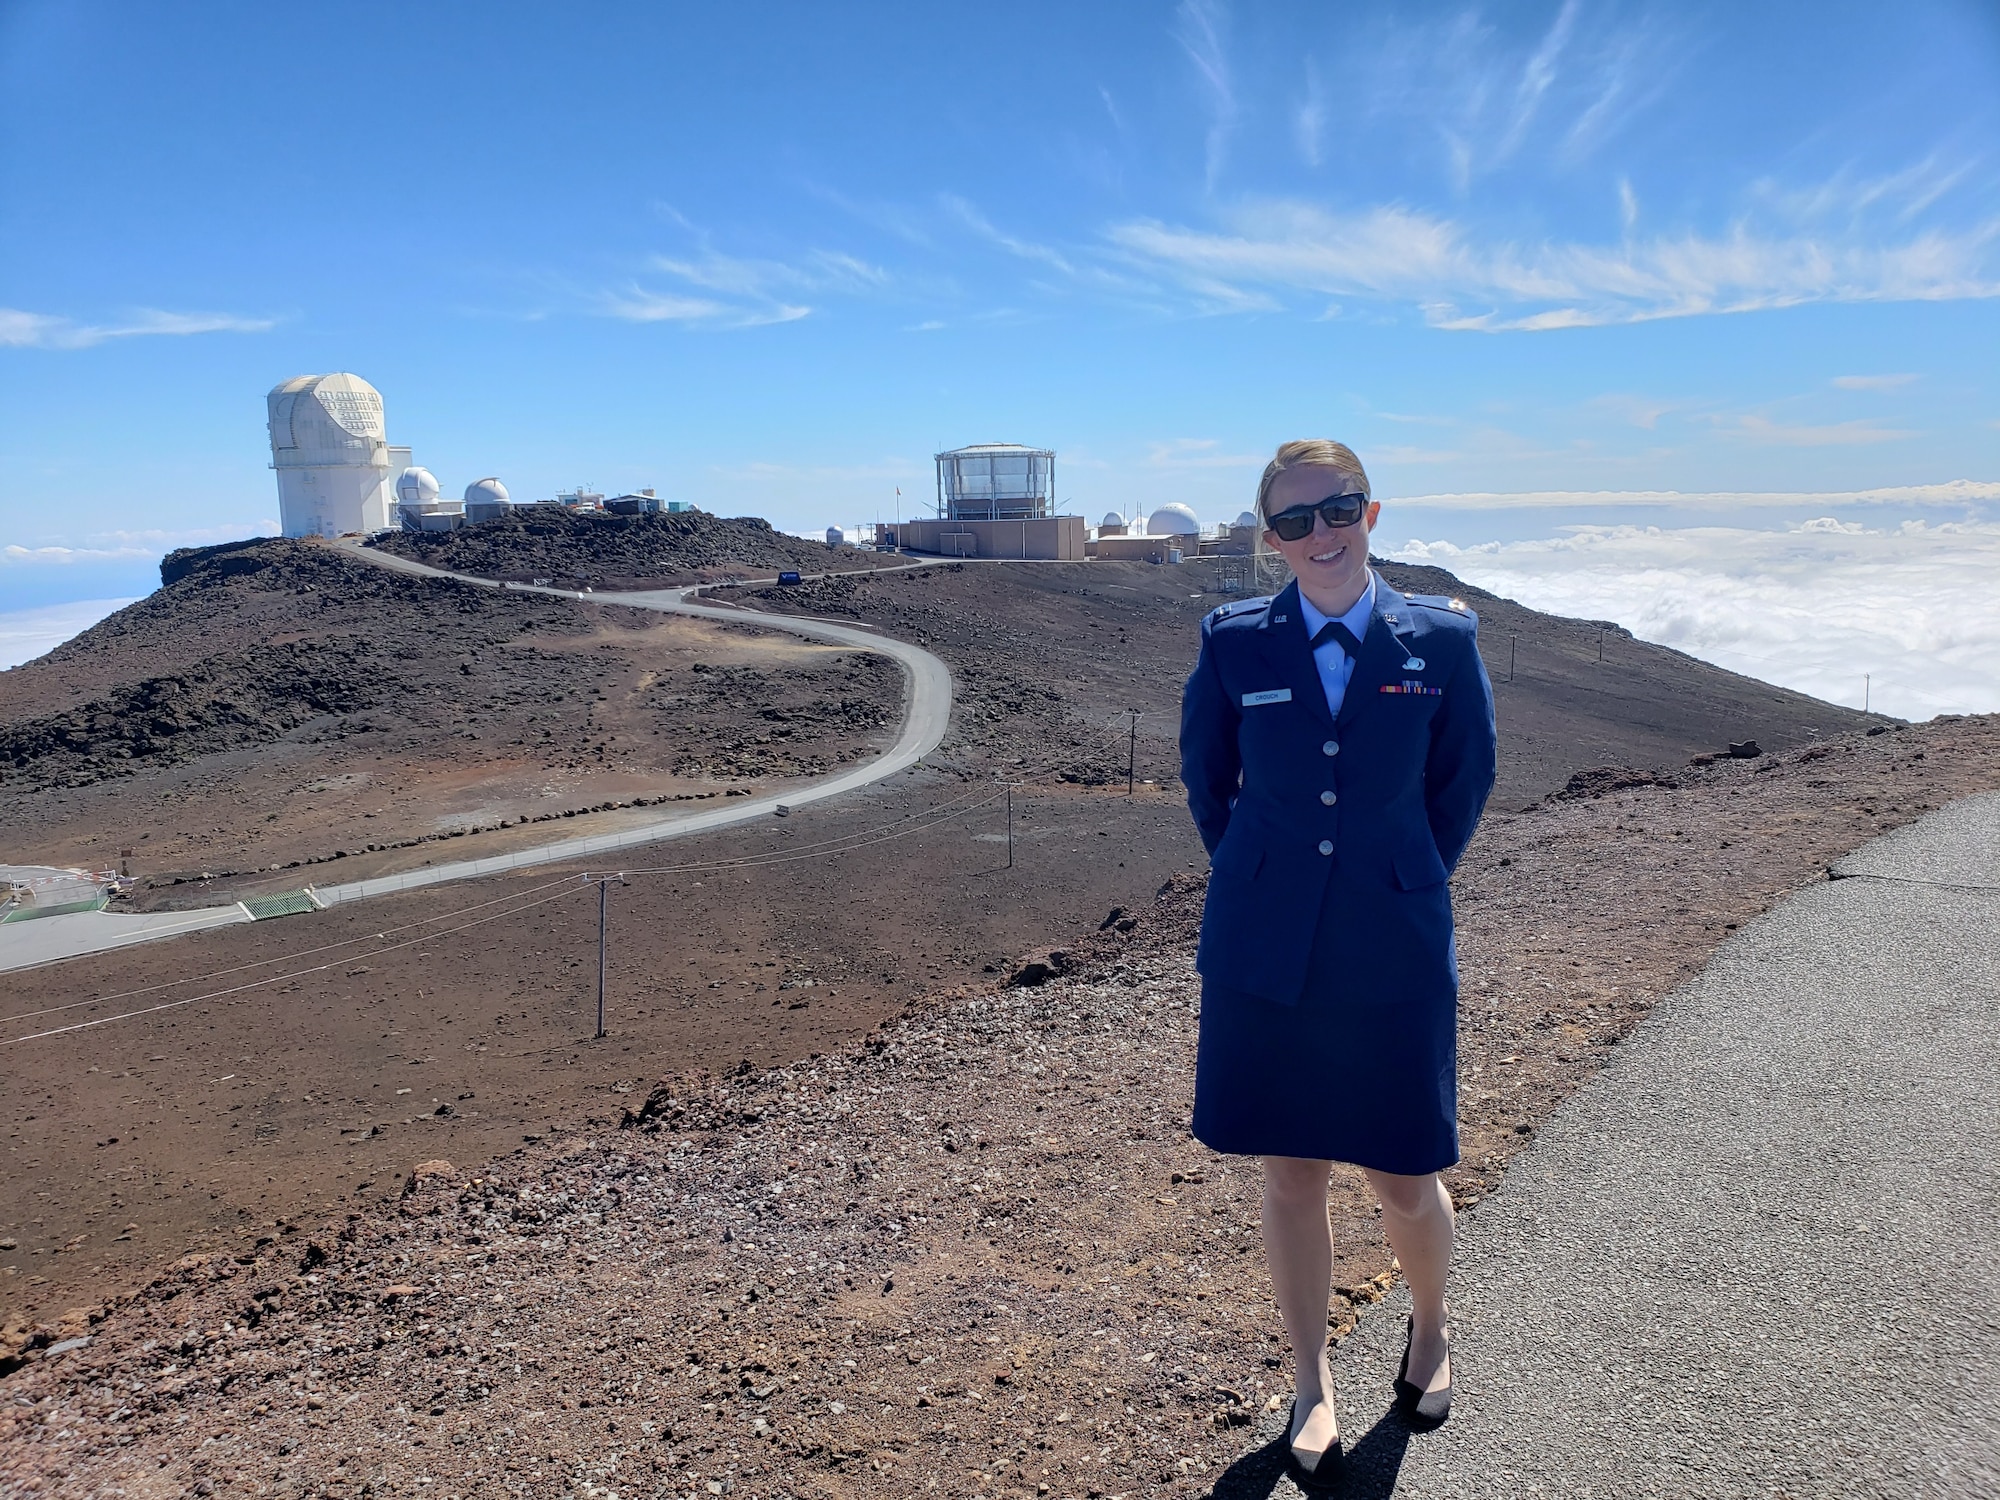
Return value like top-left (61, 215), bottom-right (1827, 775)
top-left (368, 511), bottom-right (891, 589)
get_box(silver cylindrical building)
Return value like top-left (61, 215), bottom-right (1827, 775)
top-left (934, 443), bottom-right (1055, 521)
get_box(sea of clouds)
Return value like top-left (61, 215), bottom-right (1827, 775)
top-left (1390, 518), bottom-right (2000, 722)
top-left (0, 597), bottom-right (139, 671)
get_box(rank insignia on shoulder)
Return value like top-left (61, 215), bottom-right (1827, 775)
top-left (1409, 593), bottom-right (1471, 615)
top-left (1208, 595), bottom-right (1273, 624)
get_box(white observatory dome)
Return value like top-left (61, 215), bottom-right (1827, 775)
top-left (266, 373), bottom-right (396, 538)
top-left (824, 526), bottom-right (845, 547)
top-left (1100, 510), bottom-right (1125, 529)
top-left (268, 372), bottom-right (387, 457)
top-left (464, 477), bottom-right (510, 506)
top-left (1234, 510), bottom-right (1260, 530)
top-left (396, 466), bottom-right (441, 505)
top-left (1146, 503), bottom-right (1201, 537)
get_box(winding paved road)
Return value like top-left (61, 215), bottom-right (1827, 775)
top-left (0, 550), bottom-right (953, 972)
top-left (1215, 789), bottom-right (2000, 1499)
top-left (314, 546), bottom-right (953, 903)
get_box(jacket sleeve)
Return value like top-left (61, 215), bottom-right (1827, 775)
top-left (1424, 618), bottom-right (1498, 873)
top-left (1179, 622), bottom-right (1242, 858)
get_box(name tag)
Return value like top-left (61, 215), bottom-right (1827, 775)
top-left (1242, 688), bottom-right (1292, 707)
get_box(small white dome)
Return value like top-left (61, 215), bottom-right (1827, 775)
top-left (1100, 510), bottom-right (1125, 529)
top-left (396, 466), bottom-right (440, 505)
top-left (1235, 510), bottom-right (1260, 529)
top-left (1146, 503), bottom-right (1201, 537)
top-left (464, 477), bottom-right (510, 506)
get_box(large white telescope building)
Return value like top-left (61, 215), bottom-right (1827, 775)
top-left (267, 373), bottom-right (396, 537)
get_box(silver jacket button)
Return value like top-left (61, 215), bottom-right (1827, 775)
top-left (1322, 740), bottom-right (1339, 755)
top-left (1320, 790), bottom-right (1337, 805)
top-left (1318, 840), bottom-right (1334, 856)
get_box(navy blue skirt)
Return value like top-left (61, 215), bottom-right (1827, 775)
top-left (1192, 877), bottom-right (1460, 1176)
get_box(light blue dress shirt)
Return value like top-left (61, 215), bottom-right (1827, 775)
top-left (1294, 573), bottom-right (1377, 720)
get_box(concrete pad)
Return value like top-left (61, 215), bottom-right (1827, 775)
top-left (0, 904), bottom-right (252, 978)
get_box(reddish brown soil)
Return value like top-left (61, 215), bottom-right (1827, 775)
top-left (0, 535), bottom-right (1960, 1500)
top-left (3, 715), bottom-right (1995, 1500)
top-left (0, 550), bottom-right (1890, 1335)
top-left (0, 541), bottom-right (901, 901)
top-left (0, 775), bottom-right (1206, 1326)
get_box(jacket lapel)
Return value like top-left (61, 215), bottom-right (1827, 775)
top-left (1335, 574), bottom-right (1411, 730)
top-left (1255, 579), bottom-right (1337, 731)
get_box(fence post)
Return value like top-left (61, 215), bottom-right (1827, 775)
top-left (596, 876), bottom-right (608, 1040)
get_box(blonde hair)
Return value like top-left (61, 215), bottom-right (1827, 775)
top-left (1255, 440), bottom-right (1371, 522)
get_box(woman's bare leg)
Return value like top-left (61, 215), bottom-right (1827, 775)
top-left (1362, 1168), bottom-right (1454, 1391)
top-left (1261, 1156), bottom-right (1338, 1452)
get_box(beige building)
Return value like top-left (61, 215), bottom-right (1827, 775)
top-left (892, 515), bottom-right (1086, 560)
top-left (1088, 534), bottom-right (1185, 563)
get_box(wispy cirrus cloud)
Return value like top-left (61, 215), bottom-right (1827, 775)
top-left (1106, 197), bottom-right (2000, 330)
top-left (1361, 0), bottom-right (1685, 189)
top-left (942, 196), bottom-right (1078, 276)
top-left (597, 218), bottom-right (897, 329)
top-left (940, 194), bottom-right (1222, 310)
top-left (1293, 58), bottom-right (1326, 168)
top-left (1588, 392), bottom-right (1683, 430)
top-left (1721, 413), bottom-right (1917, 446)
top-left (1754, 155), bottom-right (1979, 229)
top-left (0, 307), bottom-right (273, 350)
top-left (1144, 438), bottom-right (1263, 469)
top-left (1497, 0), bottom-right (1581, 162)
top-left (599, 287), bottom-right (809, 328)
top-left (1173, 0), bottom-right (1236, 192)
top-left (1831, 372), bottom-right (1918, 390)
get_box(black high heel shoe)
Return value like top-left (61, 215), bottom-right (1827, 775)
top-left (1286, 1391), bottom-right (1344, 1485)
top-left (1393, 1316), bottom-right (1453, 1426)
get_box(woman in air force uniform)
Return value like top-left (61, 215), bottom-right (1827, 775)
top-left (1179, 440), bottom-right (1496, 1476)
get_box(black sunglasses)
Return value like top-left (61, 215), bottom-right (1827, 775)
top-left (1266, 492), bottom-right (1370, 542)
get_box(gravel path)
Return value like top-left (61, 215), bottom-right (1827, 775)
top-left (1226, 790), bottom-right (2000, 1499)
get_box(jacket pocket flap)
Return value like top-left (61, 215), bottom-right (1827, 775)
top-left (1392, 844), bottom-right (1448, 891)
top-left (1211, 837), bottom-right (1266, 881)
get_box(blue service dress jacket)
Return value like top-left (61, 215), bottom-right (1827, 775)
top-left (1179, 572), bottom-right (1497, 1172)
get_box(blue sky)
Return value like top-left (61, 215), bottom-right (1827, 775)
top-left (3, 1), bottom-right (1998, 712)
